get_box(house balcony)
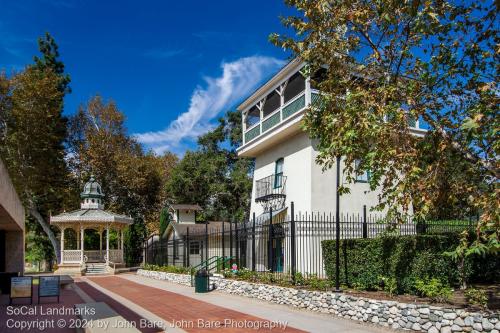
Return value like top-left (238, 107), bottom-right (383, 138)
top-left (238, 88), bottom-right (426, 158)
top-left (255, 174), bottom-right (287, 202)
top-left (243, 90), bottom-right (319, 145)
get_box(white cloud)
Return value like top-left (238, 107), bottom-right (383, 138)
top-left (135, 55), bottom-right (285, 154)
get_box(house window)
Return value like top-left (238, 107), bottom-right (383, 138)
top-left (245, 106), bottom-right (260, 128)
top-left (284, 72), bottom-right (305, 103)
top-left (263, 91), bottom-right (280, 117)
top-left (189, 241), bottom-right (200, 255)
top-left (274, 158), bottom-right (284, 188)
top-left (355, 159), bottom-right (370, 182)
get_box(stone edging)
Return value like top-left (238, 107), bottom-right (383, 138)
top-left (137, 269), bottom-right (499, 333)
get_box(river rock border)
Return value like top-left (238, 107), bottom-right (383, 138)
top-left (137, 269), bottom-right (499, 333)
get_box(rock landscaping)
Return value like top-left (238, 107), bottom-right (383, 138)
top-left (137, 269), bottom-right (499, 333)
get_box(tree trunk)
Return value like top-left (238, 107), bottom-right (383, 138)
top-left (28, 206), bottom-right (61, 264)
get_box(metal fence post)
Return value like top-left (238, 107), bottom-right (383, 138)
top-left (235, 220), bottom-right (240, 266)
top-left (222, 219), bottom-right (225, 260)
top-left (186, 227), bottom-right (190, 267)
top-left (165, 236), bottom-right (169, 266)
top-left (290, 202), bottom-right (296, 284)
top-left (335, 155), bottom-right (341, 292)
top-left (252, 212), bottom-right (256, 272)
top-left (172, 233), bottom-right (176, 266)
top-left (229, 221), bottom-right (233, 259)
top-left (268, 207), bottom-right (274, 273)
top-left (362, 205), bottom-right (367, 238)
top-left (205, 221), bottom-right (209, 269)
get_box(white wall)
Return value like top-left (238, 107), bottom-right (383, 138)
top-left (249, 132), bottom-right (384, 218)
top-left (179, 210), bottom-right (196, 224)
top-left (310, 144), bottom-right (381, 215)
top-left (250, 132), bottom-right (313, 217)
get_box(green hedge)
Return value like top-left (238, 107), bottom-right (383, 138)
top-left (322, 235), bottom-right (498, 294)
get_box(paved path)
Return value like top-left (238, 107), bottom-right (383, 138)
top-left (84, 274), bottom-right (390, 333)
top-left (86, 275), bottom-right (304, 333)
top-left (75, 279), bottom-right (163, 333)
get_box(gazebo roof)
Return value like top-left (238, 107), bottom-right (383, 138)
top-left (50, 208), bottom-right (133, 224)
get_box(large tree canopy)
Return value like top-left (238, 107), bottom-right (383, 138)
top-left (166, 110), bottom-right (253, 222)
top-left (67, 96), bottom-right (177, 262)
top-left (0, 67), bottom-right (71, 264)
top-left (271, 0), bottom-right (498, 251)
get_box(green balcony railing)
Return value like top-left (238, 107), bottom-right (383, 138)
top-left (262, 111), bottom-right (280, 132)
top-left (244, 125), bottom-right (260, 142)
top-left (282, 94), bottom-right (305, 119)
top-left (311, 91), bottom-right (321, 104)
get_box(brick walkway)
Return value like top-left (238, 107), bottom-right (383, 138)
top-left (75, 280), bottom-right (163, 333)
top-left (87, 276), bottom-right (306, 333)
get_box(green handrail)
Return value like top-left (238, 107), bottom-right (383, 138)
top-left (190, 256), bottom-right (234, 287)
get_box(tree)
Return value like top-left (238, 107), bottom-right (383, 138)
top-left (0, 33), bottom-right (73, 264)
top-left (67, 95), bottom-right (177, 263)
top-left (0, 66), bottom-right (71, 264)
top-left (271, 0), bottom-right (498, 251)
top-left (166, 110), bottom-right (253, 221)
top-left (33, 32), bottom-right (71, 94)
top-left (159, 207), bottom-right (170, 236)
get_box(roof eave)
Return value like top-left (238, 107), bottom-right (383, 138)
top-left (237, 58), bottom-right (304, 112)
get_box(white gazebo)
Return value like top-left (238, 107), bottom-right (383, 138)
top-left (50, 175), bottom-right (133, 275)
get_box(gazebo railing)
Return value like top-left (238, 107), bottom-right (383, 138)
top-left (62, 250), bottom-right (81, 263)
top-left (109, 249), bottom-right (123, 263)
top-left (84, 250), bottom-right (105, 262)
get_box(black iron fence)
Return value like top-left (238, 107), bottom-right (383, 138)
top-left (144, 203), bottom-right (477, 280)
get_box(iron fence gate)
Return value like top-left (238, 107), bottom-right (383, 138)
top-left (144, 203), bottom-right (477, 279)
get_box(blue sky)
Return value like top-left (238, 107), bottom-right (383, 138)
top-left (0, 0), bottom-right (295, 154)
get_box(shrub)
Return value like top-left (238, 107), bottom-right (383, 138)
top-left (379, 276), bottom-right (398, 296)
top-left (321, 234), bottom-right (496, 295)
top-left (414, 278), bottom-right (453, 303)
top-left (143, 264), bottom-right (190, 274)
top-left (464, 288), bottom-right (488, 309)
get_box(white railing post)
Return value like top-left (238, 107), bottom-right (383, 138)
top-left (106, 224), bottom-right (110, 265)
top-left (80, 225), bottom-right (84, 264)
top-left (305, 76), bottom-right (311, 106)
top-left (60, 227), bottom-right (65, 264)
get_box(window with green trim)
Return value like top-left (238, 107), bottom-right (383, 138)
top-left (274, 158), bottom-right (284, 188)
top-left (355, 159), bottom-right (370, 182)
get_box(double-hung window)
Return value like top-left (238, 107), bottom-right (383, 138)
top-left (274, 158), bottom-right (284, 188)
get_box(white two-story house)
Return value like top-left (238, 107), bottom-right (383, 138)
top-left (237, 58), bottom-right (426, 219)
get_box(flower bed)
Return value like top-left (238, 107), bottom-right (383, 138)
top-left (138, 268), bottom-right (499, 332)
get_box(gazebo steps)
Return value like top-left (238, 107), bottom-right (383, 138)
top-left (85, 263), bottom-right (108, 275)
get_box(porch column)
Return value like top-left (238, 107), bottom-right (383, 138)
top-left (305, 72), bottom-right (311, 106)
top-left (120, 229), bottom-right (124, 262)
top-left (60, 227), bottom-right (65, 264)
top-left (99, 229), bottom-right (102, 253)
top-left (80, 225), bottom-right (84, 264)
top-left (106, 224), bottom-right (110, 264)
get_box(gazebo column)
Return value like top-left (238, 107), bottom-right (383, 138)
top-left (60, 227), bottom-right (65, 264)
top-left (99, 229), bottom-right (102, 255)
top-left (106, 224), bottom-right (110, 265)
top-left (120, 229), bottom-right (124, 262)
top-left (80, 225), bottom-right (84, 264)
